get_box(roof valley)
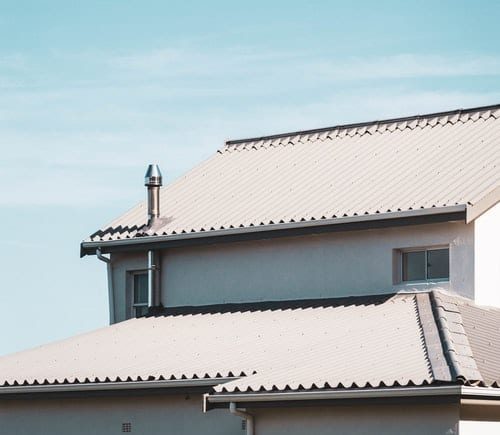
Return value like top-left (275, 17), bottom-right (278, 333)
top-left (429, 291), bottom-right (483, 383)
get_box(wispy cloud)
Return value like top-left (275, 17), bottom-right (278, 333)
top-left (109, 48), bottom-right (500, 83)
top-left (305, 54), bottom-right (500, 81)
top-left (1, 45), bottom-right (500, 207)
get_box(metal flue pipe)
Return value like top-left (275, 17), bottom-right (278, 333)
top-left (144, 164), bottom-right (162, 224)
top-left (144, 164), bottom-right (163, 310)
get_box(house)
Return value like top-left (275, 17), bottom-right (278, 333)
top-left (1, 103), bottom-right (500, 434)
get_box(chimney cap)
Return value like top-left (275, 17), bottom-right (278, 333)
top-left (145, 164), bottom-right (162, 187)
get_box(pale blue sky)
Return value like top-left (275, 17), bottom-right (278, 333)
top-left (1, 0), bottom-right (500, 355)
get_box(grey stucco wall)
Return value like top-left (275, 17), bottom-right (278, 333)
top-left (0, 396), bottom-right (460, 435)
top-left (111, 221), bottom-right (474, 322)
top-left (0, 394), bottom-right (239, 435)
top-left (252, 403), bottom-right (459, 435)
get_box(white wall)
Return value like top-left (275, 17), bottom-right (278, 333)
top-left (460, 420), bottom-right (500, 434)
top-left (111, 221), bottom-right (474, 322)
top-left (474, 201), bottom-right (500, 307)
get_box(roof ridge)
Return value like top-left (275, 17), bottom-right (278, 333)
top-left (429, 290), bottom-right (483, 383)
top-left (224, 103), bottom-right (500, 148)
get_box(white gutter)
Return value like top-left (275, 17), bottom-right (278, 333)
top-left (230, 402), bottom-right (254, 435)
top-left (0, 377), bottom-right (237, 395)
top-left (206, 385), bottom-right (500, 406)
top-left (207, 386), bottom-right (462, 405)
top-left (461, 386), bottom-right (500, 398)
top-left (96, 248), bottom-right (115, 324)
top-left (83, 205), bottom-right (466, 253)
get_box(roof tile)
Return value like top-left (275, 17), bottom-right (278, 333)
top-left (87, 105), bottom-right (500, 243)
top-left (2, 290), bottom-right (499, 394)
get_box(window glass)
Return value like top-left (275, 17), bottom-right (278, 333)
top-left (133, 274), bottom-right (148, 304)
top-left (134, 305), bottom-right (149, 317)
top-left (427, 249), bottom-right (449, 280)
top-left (402, 251), bottom-right (426, 281)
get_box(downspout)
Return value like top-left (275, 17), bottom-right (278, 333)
top-left (148, 249), bottom-right (161, 309)
top-left (229, 402), bottom-right (254, 435)
top-left (96, 248), bottom-right (115, 324)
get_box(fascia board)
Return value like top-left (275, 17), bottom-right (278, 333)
top-left (81, 205), bottom-right (467, 256)
top-left (0, 377), bottom-right (236, 395)
top-left (206, 386), bottom-right (500, 407)
top-left (466, 185), bottom-right (500, 223)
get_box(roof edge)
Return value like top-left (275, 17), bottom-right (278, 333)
top-left (81, 205), bottom-right (466, 256)
top-left (466, 185), bottom-right (500, 222)
top-left (225, 103), bottom-right (500, 146)
top-left (205, 385), bottom-right (465, 406)
top-left (0, 377), bottom-right (237, 396)
top-left (205, 386), bottom-right (500, 409)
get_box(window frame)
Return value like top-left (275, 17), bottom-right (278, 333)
top-left (394, 245), bottom-right (450, 284)
top-left (129, 270), bottom-right (149, 318)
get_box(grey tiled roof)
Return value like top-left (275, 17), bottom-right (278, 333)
top-left (86, 104), bottom-right (500, 244)
top-left (0, 290), bottom-right (498, 394)
top-left (459, 299), bottom-right (500, 385)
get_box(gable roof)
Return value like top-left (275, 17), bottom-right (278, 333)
top-left (0, 290), bottom-right (499, 396)
top-left (83, 104), bottom-right (500, 251)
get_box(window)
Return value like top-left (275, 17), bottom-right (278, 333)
top-left (133, 273), bottom-right (148, 317)
top-left (402, 248), bottom-right (449, 282)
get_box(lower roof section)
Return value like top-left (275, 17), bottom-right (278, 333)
top-left (0, 290), bottom-right (499, 398)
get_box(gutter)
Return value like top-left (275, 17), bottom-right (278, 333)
top-left (82, 205), bottom-right (467, 256)
top-left (0, 377), bottom-right (237, 396)
top-left (461, 386), bottom-right (500, 399)
top-left (205, 386), bottom-right (500, 407)
top-left (206, 386), bottom-right (463, 405)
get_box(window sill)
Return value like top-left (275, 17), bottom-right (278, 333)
top-left (393, 281), bottom-right (450, 293)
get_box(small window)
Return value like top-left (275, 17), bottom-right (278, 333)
top-left (402, 248), bottom-right (449, 282)
top-left (133, 273), bottom-right (148, 317)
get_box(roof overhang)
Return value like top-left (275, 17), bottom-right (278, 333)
top-left (466, 185), bottom-right (500, 223)
top-left (0, 377), bottom-right (236, 399)
top-left (204, 386), bottom-right (500, 410)
top-left (81, 205), bottom-right (467, 256)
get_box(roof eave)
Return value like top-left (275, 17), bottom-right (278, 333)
top-left (205, 385), bottom-right (500, 408)
top-left (81, 205), bottom-right (467, 256)
top-left (466, 185), bottom-right (500, 223)
top-left (0, 377), bottom-right (237, 396)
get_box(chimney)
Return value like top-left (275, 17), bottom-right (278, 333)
top-left (144, 164), bottom-right (162, 224)
top-left (144, 164), bottom-right (163, 311)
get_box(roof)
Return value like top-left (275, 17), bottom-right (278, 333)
top-left (85, 104), bottom-right (500, 247)
top-left (1, 290), bottom-right (499, 396)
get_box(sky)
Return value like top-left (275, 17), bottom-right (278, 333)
top-left (1, 0), bottom-right (500, 355)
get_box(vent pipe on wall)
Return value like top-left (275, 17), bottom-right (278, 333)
top-left (144, 164), bottom-right (163, 311)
